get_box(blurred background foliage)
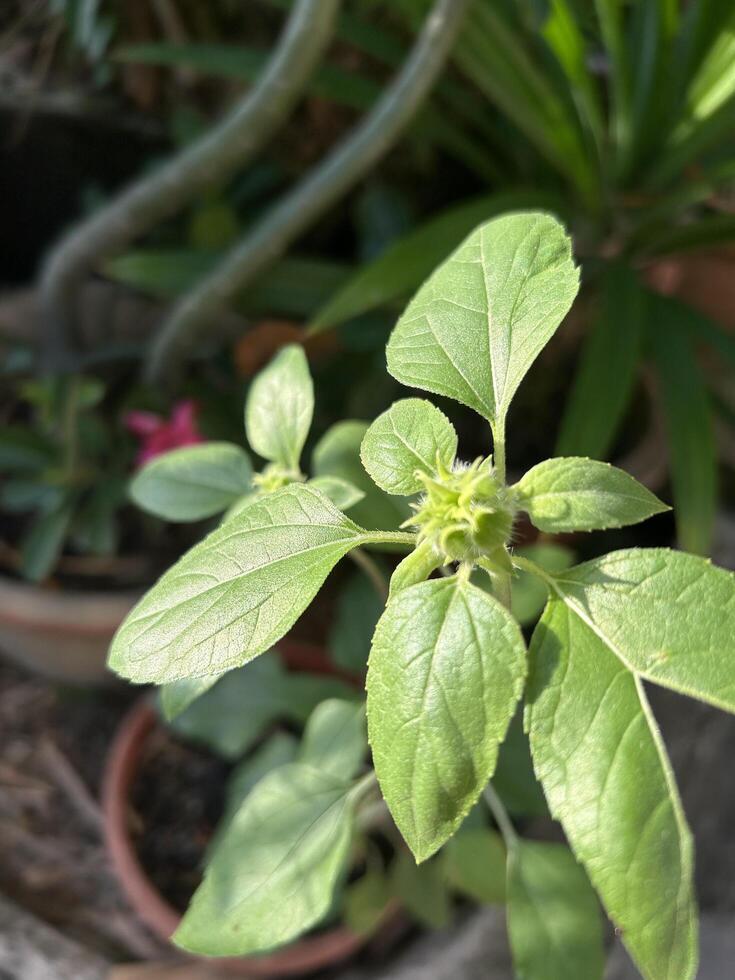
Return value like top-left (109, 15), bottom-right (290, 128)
top-left (2, 0), bottom-right (735, 566)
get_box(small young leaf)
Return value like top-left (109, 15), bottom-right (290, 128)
top-left (386, 212), bottom-right (578, 428)
top-left (514, 457), bottom-right (669, 533)
top-left (507, 840), bottom-right (605, 980)
top-left (389, 538), bottom-right (441, 597)
top-left (174, 764), bottom-right (354, 956)
top-left (160, 673), bottom-right (222, 721)
top-left (367, 577), bottom-right (526, 862)
top-left (109, 484), bottom-right (372, 684)
top-left (245, 344), bottom-right (313, 471)
top-left (360, 398), bottom-right (457, 495)
top-left (300, 699), bottom-right (367, 780)
top-left (308, 475), bottom-right (365, 511)
top-left (312, 420), bottom-right (409, 532)
top-left (444, 828), bottom-right (506, 905)
top-left (392, 852), bottom-right (452, 930)
top-left (130, 442), bottom-right (253, 521)
top-left (549, 548), bottom-right (735, 712)
top-left (526, 598), bottom-right (697, 980)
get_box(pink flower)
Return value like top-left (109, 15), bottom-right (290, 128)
top-left (125, 399), bottom-right (204, 467)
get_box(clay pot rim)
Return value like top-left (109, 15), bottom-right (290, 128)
top-left (101, 641), bottom-right (395, 977)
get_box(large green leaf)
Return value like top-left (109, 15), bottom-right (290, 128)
top-left (307, 476), bottom-right (364, 511)
top-left (367, 576), bottom-right (526, 861)
top-left (108, 484), bottom-right (373, 683)
top-left (526, 598), bottom-right (697, 980)
top-left (514, 457), bottom-right (668, 532)
top-left (555, 263), bottom-right (643, 459)
top-left (174, 764), bottom-right (354, 956)
top-left (386, 212), bottom-right (579, 430)
top-left (307, 193), bottom-right (561, 334)
top-left (129, 443), bottom-right (252, 522)
top-left (300, 699), bottom-right (367, 780)
top-left (547, 548), bottom-right (735, 712)
top-left (507, 839), bottom-right (605, 980)
top-left (360, 398), bottom-right (457, 495)
top-left (245, 345), bottom-right (313, 471)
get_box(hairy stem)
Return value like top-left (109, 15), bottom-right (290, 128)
top-left (40, 0), bottom-right (341, 367)
top-left (483, 783), bottom-right (518, 848)
top-left (148, 0), bottom-right (471, 382)
top-left (350, 547), bottom-right (389, 603)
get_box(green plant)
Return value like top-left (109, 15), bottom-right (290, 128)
top-left (0, 374), bottom-right (132, 581)
top-left (128, 342), bottom-right (404, 533)
top-left (305, 0), bottom-right (735, 556)
top-left (109, 212), bottom-right (735, 980)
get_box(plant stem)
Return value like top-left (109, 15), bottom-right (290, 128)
top-left (492, 418), bottom-right (506, 483)
top-left (483, 783), bottom-right (518, 849)
top-left (147, 0), bottom-right (471, 382)
top-left (494, 569), bottom-right (512, 610)
top-left (350, 547), bottom-right (389, 603)
top-left (40, 0), bottom-right (341, 368)
top-left (362, 531), bottom-right (417, 549)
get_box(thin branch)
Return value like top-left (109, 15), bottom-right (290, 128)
top-left (39, 0), bottom-right (341, 367)
top-left (147, 0), bottom-right (471, 383)
top-left (349, 547), bottom-right (389, 603)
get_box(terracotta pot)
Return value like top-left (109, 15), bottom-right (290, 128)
top-left (102, 641), bottom-right (394, 977)
top-left (0, 573), bottom-right (138, 684)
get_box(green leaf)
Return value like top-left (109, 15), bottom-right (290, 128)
top-left (106, 250), bottom-right (350, 317)
top-left (328, 569), bottom-right (385, 672)
top-left (0, 425), bottom-right (55, 472)
top-left (20, 500), bottom-right (75, 582)
top-left (129, 443), bottom-right (253, 522)
top-left (391, 852), bottom-right (452, 930)
top-left (169, 658), bottom-right (287, 758)
top-left (507, 839), bottom-right (605, 980)
top-left (307, 192), bottom-right (560, 334)
top-left (492, 713), bottom-right (549, 820)
top-left (300, 699), bottom-right (367, 780)
top-left (344, 869), bottom-right (391, 936)
top-left (108, 484), bottom-right (373, 684)
top-left (444, 828), bottom-right (506, 905)
top-left (245, 345), bottom-right (313, 471)
top-left (386, 212), bottom-right (579, 429)
top-left (514, 457), bottom-right (669, 533)
top-left (510, 543), bottom-right (574, 627)
top-left (546, 548), bottom-right (735, 712)
top-left (222, 733), bottom-right (299, 824)
top-left (526, 597), bottom-right (697, 980)
top-left (160, 674), bottom-right (222, 722)
top-left (389, 538), bottom-right (441, 597)
top-left (555, 263), bottom-right (643, 458)
top-left (312, 420), bottom-right (409, 533)
top-left (650, 297), bottom-right (717, 555)
top-left (367, 576), bottom-right (526, 861)
top-left (307, 476), bottom-right (364, 511)
top-left (174, 763), bottom-right (354, 956)
top-left (360, 398), bottom-right (457, 496)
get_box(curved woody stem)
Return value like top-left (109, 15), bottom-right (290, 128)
top-left (147, 0), bottom-right (472, 383)
top-left (40, 0), bottom-right (341, 367)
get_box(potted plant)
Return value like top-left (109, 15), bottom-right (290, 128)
top-left (108, 212), bottom-right (735, 979)
top-left (0, 353), bottom-right (205, 684)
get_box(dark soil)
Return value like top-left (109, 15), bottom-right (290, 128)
top-left (130, 727), bottom-right (230, 913)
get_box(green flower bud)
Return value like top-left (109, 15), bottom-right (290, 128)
top-left (403, 456), bottom-right (515, 565)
